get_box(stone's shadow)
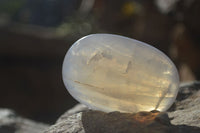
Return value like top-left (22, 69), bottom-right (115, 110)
top-left (82, 110), bottom-right (200, 133)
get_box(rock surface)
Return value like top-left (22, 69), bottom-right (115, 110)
top-left (0, 108), bottom-right (49, 133)
top-left (82, 110), bottom-right (200, 133)
top-left (45, 81), bottom-right (200, 133)
top-left (44, 104), bottom-right (88, 133)
top-left (168, 82), bottom-right (200, 127)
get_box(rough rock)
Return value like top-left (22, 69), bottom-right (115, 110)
top-left (56, 104), bottom-right (88, 123)
top-left (44, 112), bottom-right (84, 133)
top-left (82, 110), bottom-right (200, 133)
top-left (82, 110), bottom-right (170, 133)
top-left (168, 82), bottom-right (200, 127)
top-left (44, 104), bottom-right (87, 133)
top-left (45, 81), bottom-right (200, 133)
top-left (0, 108), bottom-right (49, 133)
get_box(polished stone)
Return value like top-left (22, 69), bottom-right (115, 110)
top-left (62, 34), bottom-right (179, 113)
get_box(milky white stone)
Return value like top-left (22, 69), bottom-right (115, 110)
top-left (62, 34), bottom-right (179, 113)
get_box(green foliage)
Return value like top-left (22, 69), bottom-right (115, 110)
top-left (0, 0), bottom-right (25, 15)
top-left (56, 14), bottom-right (102, 39)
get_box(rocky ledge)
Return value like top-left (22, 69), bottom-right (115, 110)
top-left (0, 108), bottom-right (49, 133)
top-left (1, 81), bottom-right (199, 133)
top-left (45, 81), bottom-right (200, 133)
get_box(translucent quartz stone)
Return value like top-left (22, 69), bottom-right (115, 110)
top-left (62, 34), bottom-right (179, 113)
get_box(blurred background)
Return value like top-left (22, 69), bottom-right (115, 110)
top-left (0, 0), bottom-right (199, 124)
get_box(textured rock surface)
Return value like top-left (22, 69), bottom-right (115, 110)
top-left (62, 34), bottom-right (179, 113)
top-left (0, 108), bottom-right (49, 133)
top-left (56, 104), bottom-right (88, 123)
top-left (168, 82), bottom-right (200, 127)
top-left (44, 104), bottom-right (87, 133)
top-left (44, 112), bottom-right (84, 133)
top-left (45, 81), bottom-right (200, 133)
top-left (82, 111), bottom-right (200, 133)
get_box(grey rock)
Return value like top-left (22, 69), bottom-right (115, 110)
top-left (0, 108), bottom-right (49, 133)
top-left (56, 104), bottom-right (88, 123)
top-left (44, 104), bottom-right (87, 133)
top-left (168, 82), bottom-right (200, 127)
top-left (45, 112), bottom-right (84, 133)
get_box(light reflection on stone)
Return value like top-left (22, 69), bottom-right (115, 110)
top-left (62, 34), bottom-right (179, 113)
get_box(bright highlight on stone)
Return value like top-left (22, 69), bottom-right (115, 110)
top-left (62, 34), bottom-right (179, 113)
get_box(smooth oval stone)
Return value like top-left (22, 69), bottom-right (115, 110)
top-left (62, 34), bottom-right (179, 113)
